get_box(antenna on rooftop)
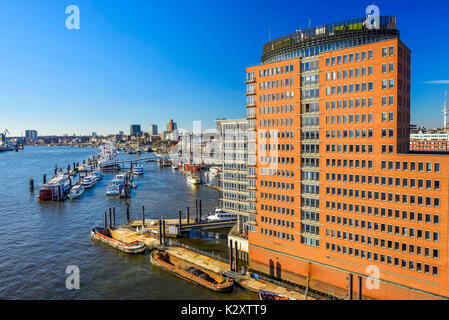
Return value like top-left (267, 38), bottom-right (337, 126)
top-left (443, 91), bottom-right (448, 129)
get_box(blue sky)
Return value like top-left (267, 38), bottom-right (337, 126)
top-left (0, 0), bottom-right (448, 136)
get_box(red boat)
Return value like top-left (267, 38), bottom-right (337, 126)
top-left (38, 175), bottom-right (71, 201)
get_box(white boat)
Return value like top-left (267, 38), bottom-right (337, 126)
top-left (115, 173), bottom-right (127, 182)
top-left (133, 164), bottom-right (144, 175)
top-left (68, 185), bottom-right (85, 199)
top-left (106, 177), bottom-right (125, 196)
top-left (206, 208), bottom-right (237, 222)
top-left (172, 164), bottom-right (179, 170)
top-left (187, 174), bottom-right (200, 185)
top-left (209, 166), bottom-right (220, 177)
top-left (92, 170), bottom-right (103, 181)
top-left (81, 175), bottom-right (97, 189)
top-left (98, 143), bottom-right (119, 169)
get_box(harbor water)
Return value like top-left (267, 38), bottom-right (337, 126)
top-left (0, 146), bottom-right (256, 299)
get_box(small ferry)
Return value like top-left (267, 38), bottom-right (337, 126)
top-left (106, 179), bottom-right (123, 196)
top-left (187, 174), bottom-right (200, 185)
top-left (81, 175), bottom-right (97, 189)
top-left (133, 164), bottom-right (144, 175)
top-left (150, 250), bottom-right (234, 292)
top-left (206, 208), bottom-right (237, 222)
top-left (91, 170), bottom-right (103, 181)
top-left (38, 174), bottom-right (72, 201)
top-left (90, 227), bottom-right (146, 254)
top-left (68, 185), bottom-right (85, 199)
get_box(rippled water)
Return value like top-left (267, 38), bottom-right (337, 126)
top-left (0, 146), bottom-right (256, 300)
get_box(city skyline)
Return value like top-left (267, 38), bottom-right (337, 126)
top-left (1, 1), bottom-right (449, 137)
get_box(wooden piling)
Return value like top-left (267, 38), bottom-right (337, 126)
top-left (162, 220), bottom-right (166, 246)
top-left (142, 206), bottom-right (145, 228)
top-left (199, 200), bottom-right (202, 222)
top-left (43, 173), bottom-right (46, 184)
top-left (57, 185), bottom-right (61, 201)
top-left (348, 273), bottom-right (353, 300)
top-left (109, 208), bottom-right (112, 228)
top-left (229, 240), bottom-right (233, 271)
top-left (195, 200), bottom-right (198, 223)
top-left (159, 219), bottom-right (163, 245)
top-left (113, 207), bottom-right (116, 227)
top-left (29, 177), bottom-right (34, 191)
top-left (234, 243), bottom-right (239, 272)
top-left (357, 276), bottom-right (363, 300)
top-left (126, 203), bottom-right (130, 223)
top-left (186, 207), bottom-right (190, 224)
top-left (178, 211), bottom-right (182, 237)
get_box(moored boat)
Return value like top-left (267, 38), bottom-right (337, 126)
top-left (133, 164), bottom-right (144, 175)
top-left (209, 166), bottom-right (220, 177)
top-left (90, 227), bottom-right (146, 253)
top-left (98, 143), bottom-right (119, 169)
top-left (150, 250), bottom-right (234, 292)
top-left (38, 174), bottom-right (72, 201)
top-left (68, 185), bottom-right (85, 199)
top-left (187, 174), bottom-right (200, 185)
top-left (258, 289), bottom-right (295, 300)
top-left (81, 175), bottom-right (97, 189)
top-left (205, 208), bottom-right (237, 222)
top-left (91, 170), bottom-right (103, 181)
top-left (106, 178), bottom-right (123, 196)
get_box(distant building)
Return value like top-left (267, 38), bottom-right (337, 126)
top-left (119, 131), bottom-right (124, 136)
top-left (410, 132), bottom-right (449, 152)
top-left (25, 130), bottom-right (38, 141)
top-left (166, 119), bottom-right (177, 132)
top-left (130, 125), bottom-right (142, 136)
top-left (149, 124), bottom-right (158, 135)
top-left (92, 132), bottom-right (97, 137)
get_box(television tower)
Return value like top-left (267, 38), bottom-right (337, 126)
top-left (443, 91), bottom-right (448, 129)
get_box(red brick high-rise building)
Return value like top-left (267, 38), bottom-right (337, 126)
top-left (246, 16), bottom-right (449, 299)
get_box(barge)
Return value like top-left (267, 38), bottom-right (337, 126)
top-left (150, 249), bottom-right (234, 292)
top-left (90, 227), bottom-right (146, 253)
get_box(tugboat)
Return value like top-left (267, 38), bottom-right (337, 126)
top-left (150, 249), bottom-right (234, 292)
